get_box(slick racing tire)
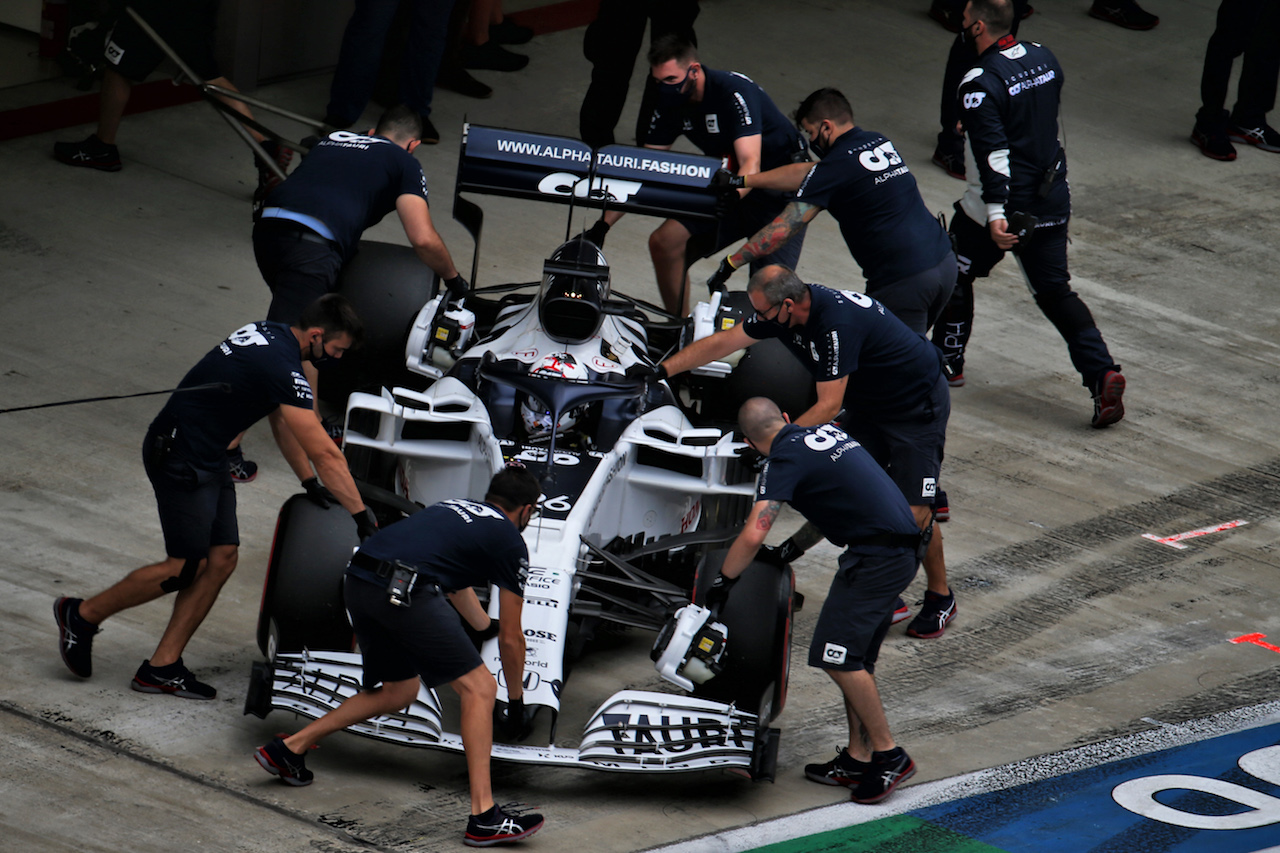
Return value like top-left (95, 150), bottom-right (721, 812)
top-left (256, 494), bottom-right (358, 657)
top-left (725, 337), bottom-right (815, 424)
top-left (323, 240), bottom-right (437, 404)
top-left (692, 549), bottom-right (794, 722)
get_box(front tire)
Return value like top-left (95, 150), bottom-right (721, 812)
top-left (691, 549), bottom-right (793, 722)
top-left (256, 494), bottom-right (358, 657)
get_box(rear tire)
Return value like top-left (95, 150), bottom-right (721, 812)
top-left (691, 549), bottom-right (793, 722)
top-left (256, 494), bottom-right (359, 657)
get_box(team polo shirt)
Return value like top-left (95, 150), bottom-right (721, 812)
top-left (150, 321), bottom-right (313, 473)
top-left (758, 422), bottom-right (919, 546)
top-left (351, 499), bottom-right (529, 596)
top-left (644, 67), bottom-right (806, 171)
top-left (742, 283), bottom-right (943, 418)
top-left (795, 127), bottom-right (953, 289)
top-left (265, 130), bottom-right (430, 260)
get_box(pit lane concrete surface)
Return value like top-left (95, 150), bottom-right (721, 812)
top-left (3, 1), bottom-right (1280, 851)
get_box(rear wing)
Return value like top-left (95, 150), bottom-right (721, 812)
top-left (452, 124), bottom-right (725, 284)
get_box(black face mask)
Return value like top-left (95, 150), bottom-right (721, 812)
top-left (656, 66), bottom-right (694, 105)
top-left (806, 123), bottom-right (833, 160)
top-left (307, 337), bottom-right (334, 369)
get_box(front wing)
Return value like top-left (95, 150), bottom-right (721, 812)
top-left (249, 650), bottom-right (778, 778)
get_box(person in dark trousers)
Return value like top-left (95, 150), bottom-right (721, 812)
top-left (585, 35), bottom-right (809, 316)
top-left (578, 0), bottom-right (699, 148)
top-left (652, 265), bottom-right (958, 639)
top-left (323, 0), bottom-right (458, 145)
top-left (54, 295), bottom-right (376, 699)
top-left (703, 397), bottom-right (922, 803)
top-left (254, 466), bottom-right (546, 848)
top-left (708, 88), bottom-right (956, 337)
top-left (931, 0), bottom-right (1127, 429)
top-left (1190, 0), bottom-right (1280, 161)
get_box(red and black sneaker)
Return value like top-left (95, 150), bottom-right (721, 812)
top-left (1091, 369), bottom-right (1126, 428)
top-left (464, 804), bottom-right (544, 847)
top-left (851, 747), bottom-right (917, 804)
top-left (255, 735), bottom-right (314, 786)
top-left (804, 746), bottom-right (871, 788)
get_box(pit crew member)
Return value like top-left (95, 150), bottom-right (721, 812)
top-left (705, 397), bottom-right (922, 803)
top-left (54, 295), bottom-right (376, 698)
top-left (254, 465), bottom-right (546, 848)
top-left (930, 0), bottom-right (1126, 426)
top-left (585, 34), bottom-right (808, 315)
top-left (709, 88), bottom-right (957, 336)
top-left (654, 265), bottom-right (957, 639)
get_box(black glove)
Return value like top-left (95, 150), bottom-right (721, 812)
top-left (735, 444), bottom-right (766, 472)
top-left (710, 168), bottom-right (745, 194)
top-left (443, 273), bottom-right (470, 301)
top-left (352, 507), bottom-right (378, 541)
top-left (758, 537), bottom-right (805, 566)
top-left (627, 362), bottom-right (668, 384)
top-left (495, 697), bottom-right (535, 741)
top-left (463, 617), bottom-right (500, 650)
top-left (580, 219), bottom-right (611, 248)
top-left (704, 572), bottom-right (740, 613)
top-left (706, 256), bottom-right (737, 293)
top-left (301, 476), bottom-right (335, 508)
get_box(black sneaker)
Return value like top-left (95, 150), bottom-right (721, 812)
top-left (934, 489), bottom-right (950, 523)
top-left (464, 804), bottom-right (544, 847)
top-left (931, 146), bottom-right (965, 180)
top-left (1229, 122), bottom-right (1280, 153)
top-left (255, 735), bottom-right (314, 786)
top-left (1088, 0), bottom-right (1158, 29)
top-left (53, 134), bottom-right (122, 172)
top-left (851, 747), bottom-right (916, 804)
top-left (1091, 369), bottom-right (1126, 428)
top-left (905, 589), bottom-right (956, 639)
top-left (228, 446), bottom-right (258, 483)
top-left (54, 597), bottom-right (99, 678)
top-left (462, 40), bottom-right (529, 72)
top-left (437, 65), bottom-right (493, 99)
top-left (131, 658), bottom-right (217, 700)
top-left (1191, 125), bottom-right (1237, 161)
top-left (804, 746), bottom-right (870, 788)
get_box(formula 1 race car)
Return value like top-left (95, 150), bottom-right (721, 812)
top-left (244, 125), bottom-right (816, 781)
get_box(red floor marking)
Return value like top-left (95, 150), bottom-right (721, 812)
top-left (1141, 519), bottom-right (1248, 550)
top-left (1230, 633), bottom-right (1280, 654)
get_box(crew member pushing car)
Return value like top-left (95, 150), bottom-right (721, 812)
top-left (704, 397), bottom-right (923, 804)
top-left (254, 465), bottom-right (546, 848)
top-left (54, 295), bottom-right (376, 699)
top-left (652, 265), bottom-right (958, 639)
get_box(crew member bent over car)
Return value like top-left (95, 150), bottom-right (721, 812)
top-left (53, 295), bottom-right (376, 698)
top-left (651, 265), bottom-right (957, 639)
top-left (705, 398), bottom-right (923, 803)
top-left (254, 465), bottom-right (546, 848)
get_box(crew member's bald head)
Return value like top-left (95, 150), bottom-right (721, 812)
top-left (738, 397), bottom-right (787, 446)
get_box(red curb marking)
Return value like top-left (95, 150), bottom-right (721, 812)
top-left (1141, 519), bottom-right (1248, 550)
top-left (1229, 633), bottom-right (1280, 654)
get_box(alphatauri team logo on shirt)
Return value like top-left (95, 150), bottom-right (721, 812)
top-left (705, 114), bottom-right (720, 134)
